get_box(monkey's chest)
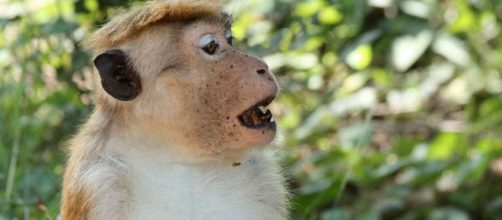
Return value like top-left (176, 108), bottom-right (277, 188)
top-left (126, 160), bottom-right (285, 220)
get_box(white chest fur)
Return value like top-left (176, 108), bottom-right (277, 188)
top-left (119, 150), bottom-right (287, 220)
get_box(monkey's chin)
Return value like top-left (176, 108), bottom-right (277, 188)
top-left (246, 121), bottom-right (277, 145)
top-left (262, 121), bottom-right (277, 131)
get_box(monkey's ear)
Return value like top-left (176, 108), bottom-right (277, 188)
top-left (93, 49), bottom-right (142, 101)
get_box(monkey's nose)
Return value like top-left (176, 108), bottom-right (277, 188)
top-left (256, 68), bottom-right (274, 81)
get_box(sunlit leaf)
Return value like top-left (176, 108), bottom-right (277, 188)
top-left (432, 33), bottom-right (471, 67)
top-left (390, 29), bottom-right (433, 72)
top-left (318, 7), bottom-right (343, 25)
top-left (447, 0), bottom-right (476, 33)
top-left (399, 0), bottom-right (433, 18)
top-left (293, 1), bottom-right (323, 18)
top-left (346, 44), bottom-right (372, 70)
top-left (428, 133), bottom-right (463, 160)
top-left (330, 87), bottom-right (377, 116)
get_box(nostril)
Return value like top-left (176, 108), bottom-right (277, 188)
top-left (257, 69), bottom-right (266, 75)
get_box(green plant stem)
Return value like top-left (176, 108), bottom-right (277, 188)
top-left (4, 80), bottom-right (23, 203)
top-left (336, 109), bottom-right (374, 202)
top-left (4, 48), bottom-right (26, 204)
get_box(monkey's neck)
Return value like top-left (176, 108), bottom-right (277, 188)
top-left (100, 119), bottom-right (246, 166)
top-left (112, 144), bottom-right (286, 220)
top-left (74, 110), bottom-right (287, 219)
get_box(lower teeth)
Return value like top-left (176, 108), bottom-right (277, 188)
top-left (240, 106), bottom-right (274, 127)
top-left (247, 111), bottom-right (268, 126)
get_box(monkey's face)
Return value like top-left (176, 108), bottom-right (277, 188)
top-left (177, 21), bottom-right (279, 153)
top-left (94, 19), bottom-right (279, 157)
top-left (172, 20), bottom-right (279, 154)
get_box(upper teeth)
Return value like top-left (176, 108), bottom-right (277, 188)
top-left (258, 106), bottom-right (268, 113)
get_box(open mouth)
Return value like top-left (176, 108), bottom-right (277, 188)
top-left (238, 96), bottom-right (275, 129)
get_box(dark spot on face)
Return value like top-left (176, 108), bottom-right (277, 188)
top-left (230, 65), bottom-right (234, 68)
top-left (262, 130), bottom-right (265, 134)
top-left (232, 162), bottom-right (241, 167)
top-left (226, 116), bottom-right (230, 120)
top-left (233, 124), bottom-right (237, 127)
top-left (229, 132), bottom-right (234, 136)
top-left (214, 61), bottom-right (218, 64)
top-left (216, 81), bottom-right (220, 85)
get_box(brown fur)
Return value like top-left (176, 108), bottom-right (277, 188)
top-left (61, 108), bottom-right (110, 220)
top-left (61, 185), bottom-right (92, 220)
top-left (62, 1), bottom-right (285, 219)
top-left (86, 0), bottom-right (227, 50)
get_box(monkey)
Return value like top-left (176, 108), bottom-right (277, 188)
top-left (60, 1), bottom-right (288, 219)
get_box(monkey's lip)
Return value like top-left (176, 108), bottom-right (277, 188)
top-left (238, 96), bottom-right (276, 129)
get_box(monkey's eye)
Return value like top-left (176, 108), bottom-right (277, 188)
top-left (203, 41), bottom-right (219, 55)
top-left (200, 34), bottom-right (220, 55)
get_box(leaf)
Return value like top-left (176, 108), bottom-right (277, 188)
top-left (318, 7), bottom-right (343, 25)
top-left (447, 0), bottom-right (476, 33)
top-left (321, 209), bottom-right (350, 220)
top-left (390, 29), bottom-right (433, 72)
top-left (428, 133), bottom-right (463, 160)
top-left (429, 207), bottom-right (469, 220)
top-left (486, 197), bottom-right (502, 217)
top-left (373, 158), bottom-right (415, 178)
top-left (346, 44), bottom-right (372, 70)
top-left (372, 198), bottom-right (406, 219)
top-left (399, 0), bottom-right (434, 18)
top-left (293, 1), bottom-right (323, 17)
top-left (329, 87), bottom-right (378, 116)
top-left (338, 122), bottom-right (373, 149)
top-left (432, 33), bottom-right (471, 67)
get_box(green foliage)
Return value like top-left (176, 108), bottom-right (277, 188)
top-left (1, 0), bottom-right (502, 219)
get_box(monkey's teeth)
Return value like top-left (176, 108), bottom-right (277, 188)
top-left (258, 106), bottom-right (268, 114)
top-left (238, 96), bottom-right (276, 129)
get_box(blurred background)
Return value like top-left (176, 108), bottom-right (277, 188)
top-left (1, 0), bottom-right (502, 219)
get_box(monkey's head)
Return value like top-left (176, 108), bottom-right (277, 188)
top-left (89, 1), bottom-right (279, 158)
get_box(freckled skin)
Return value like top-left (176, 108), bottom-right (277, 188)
top-left (129, 20), bottom-right (279, 157)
